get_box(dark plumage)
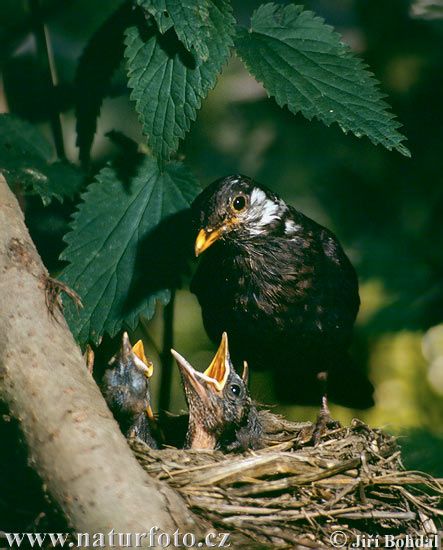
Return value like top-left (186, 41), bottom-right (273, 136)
top-left (102, 332), bottom-right (158, 448)
top-left (172, 332), bottom-right (262, 451)
top-left (191, 175), bottom-right (373, 408)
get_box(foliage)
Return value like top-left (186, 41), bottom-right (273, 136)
top-left (235, 4), bottom-right (410, 156)
top-left (125, 0), bottom-right (236, 163)
top-left (0, 114), bottom-right (83, 205)
top-left (60, 157), bottom-right (199, 345)
top-left (2, 0), bottom-right (411, 350)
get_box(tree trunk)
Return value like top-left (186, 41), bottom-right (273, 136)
top-left (0, 175), bottom-right (204, 547)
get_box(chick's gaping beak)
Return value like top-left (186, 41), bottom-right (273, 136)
top-left (125, 334), bottom-right (155, 420)
top-left (171, 349), bottom-right (212, 405)
top-left (172, 332), bottom-right (231, 404)
top-left (194, 227), bottom-right (224, 257)
top-left (132, 339), bottom-right (154, 378)
top-left (118, 332), bottom-right (153, 377)
top-left (203, 331), bottom-right (230, 391)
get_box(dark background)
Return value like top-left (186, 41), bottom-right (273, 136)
top-left (1, 2), bottom-right (442, 529)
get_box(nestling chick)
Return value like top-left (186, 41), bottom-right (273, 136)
top-left (102, 332), bottom-right (157, 448)
top-left (172, 332), bottom-right (262, 451)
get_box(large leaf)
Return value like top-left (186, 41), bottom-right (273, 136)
top-left (60, 156), bottom-right (200, 347)
top-left (75, 1), bottom-right (136, 167)
top-left (125, 0), bottom-right (235, 162)
top-left (235, 4), bottom-right (410, 157)
top-left (138, 0), bottom-right (213, 61)
top-left (0, 114), bottom-right (84, 205)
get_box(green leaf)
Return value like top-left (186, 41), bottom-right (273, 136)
top-left (125, 0), bottom-right (235, 162)
top-left (235, 3), bottom-right (410, 157)
top-left (0, 113), bottom-right (52, 160)
top-left (0, 114), bottom-right (84, 205)
top-left (59, 156), bottom-right (200, 347)
top-left (41, 161), bottom-right (85, 204)
top-left (75, 1), bottom-right (136, 167)
top-left (138, 0), bottom-right (213, 61)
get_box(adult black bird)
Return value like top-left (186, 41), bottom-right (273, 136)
top-left (102, 332), bottom-right (158, 448)
top-left (190, 175), bottom-right (374, 411)
top-left (172, 332), bottom-right (262, 451)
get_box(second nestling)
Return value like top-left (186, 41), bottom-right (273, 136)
top-left (172, 332), bottom-right (263, 451)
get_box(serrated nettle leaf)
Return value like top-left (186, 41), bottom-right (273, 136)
top-left (60, 157), bottom-right (200, 347)
top-left (139, 1), bottom-right (174, 34)
top-left (0, 114), bottom-right (84, 205)
top-left (43, 161), bottom-right (85, 203)
top-left (125, 0), bottom-right (235, 162)
top-left (138, 0), bottom-right (212, 60)
top-left (4, 160), bottom-right (83, 206)
top-left (235, 3), bottom-right (410, 157)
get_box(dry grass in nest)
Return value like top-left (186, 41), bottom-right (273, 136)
top-left (130, 412), bottom-right (443, 549)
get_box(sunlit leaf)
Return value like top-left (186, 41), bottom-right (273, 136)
top-left (125, 0), bottom-right (235, 162)
top-left (139, 0), bottom-right (213, 60)
top-left (235, 3), bottom-right (410, 156)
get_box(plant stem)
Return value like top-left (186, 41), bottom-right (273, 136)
top-left (28, 0), bottom-right (65, 159)
top-left (159, 291), bottom-right (175, 414)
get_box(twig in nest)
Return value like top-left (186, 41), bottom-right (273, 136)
top-left (129, 417), bottom-right (443, 548)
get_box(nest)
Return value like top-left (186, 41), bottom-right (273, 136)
top-left (130, 412), bottom-right (443, 549)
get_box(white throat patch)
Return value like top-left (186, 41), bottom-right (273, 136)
top-left (247, 188), bottom-right (287, 235)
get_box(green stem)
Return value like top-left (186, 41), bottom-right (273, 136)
top-left (28, 0), bottom-right (65, 159)
top-left (159, 291), bottom-right (175, 415)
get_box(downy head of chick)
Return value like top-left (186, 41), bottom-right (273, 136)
top-left (172, 332), bottom-right (262, 451)
top-left (102, 332), bottom-right (157, 448)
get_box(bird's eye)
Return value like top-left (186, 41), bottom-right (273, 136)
top-left (230, 383), bottom-right (241, 396)
top-left (231, 195), bottom-right (247, 212)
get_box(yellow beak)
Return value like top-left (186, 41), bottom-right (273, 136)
top-left (195, 227), bottom-right (223, 257)
top-left (132, 338), bottom-right (154, 378)
top-left (203, 332), bottom-right (230, 392)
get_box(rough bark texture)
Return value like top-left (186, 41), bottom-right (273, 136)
top-left (0, 176), bottom-right (202, 547)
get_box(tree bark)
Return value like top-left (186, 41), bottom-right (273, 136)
top-left (0, 175), bottom-right (203, 547)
